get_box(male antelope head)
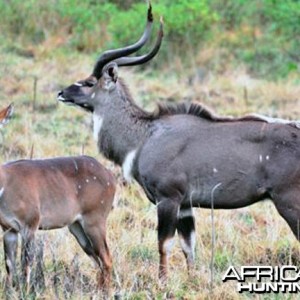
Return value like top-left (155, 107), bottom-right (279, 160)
top-left (57, 4), bottom-right (163, 114)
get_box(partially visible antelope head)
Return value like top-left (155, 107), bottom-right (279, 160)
top-left (0, 104), bottom-right (13, 128)
top-left (57, 3), bottom-right (163, 113)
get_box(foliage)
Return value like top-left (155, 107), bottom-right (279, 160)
top-left (0, 0), bottom-right (299, 79)
top-left (211, 0), bottom-right (300, 78)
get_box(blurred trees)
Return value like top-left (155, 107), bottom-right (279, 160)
top-left (0, 0), bottom-right (299, 78)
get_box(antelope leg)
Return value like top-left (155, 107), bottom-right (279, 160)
top-left (177, 207), bottom-right (196, 271)
top-left (157, 198), bottom-right (179, 281)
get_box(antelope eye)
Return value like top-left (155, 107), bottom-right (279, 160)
top-left (85, 81), bottom-right (95, 87)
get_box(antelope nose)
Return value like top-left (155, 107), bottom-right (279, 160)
top-left (57, 90), bottom-right (65, 101)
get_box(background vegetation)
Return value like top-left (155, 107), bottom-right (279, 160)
top-left (0, 0), bottom-right (299, 299)
top-left (0, 0), bottom-right (299, 79)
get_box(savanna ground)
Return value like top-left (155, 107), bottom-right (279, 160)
top-left (0, 1), bottom-right (300, 299)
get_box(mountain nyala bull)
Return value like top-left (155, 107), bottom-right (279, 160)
top-left (0, 105), bottom-right (116, 293)
top-left (58, 4), bottom-right (300, 280)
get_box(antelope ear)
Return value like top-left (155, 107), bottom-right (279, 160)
top-left (103, 62), bottom-right (118, 83)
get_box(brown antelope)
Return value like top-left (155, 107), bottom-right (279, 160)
top-left (58, 4), bottom-right (300, 282)
top-left (0, 105), bottom-right (116, 293)
top-left (0, 104), bottom-right (13, 129)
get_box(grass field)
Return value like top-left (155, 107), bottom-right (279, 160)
top-left (0, 42), bottom-right (300, 299)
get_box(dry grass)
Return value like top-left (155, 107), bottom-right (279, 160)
top-left (0, 47), bottom-right (300, 299)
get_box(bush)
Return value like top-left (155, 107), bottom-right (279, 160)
top-left (0, 0), bottom-right (299, 79)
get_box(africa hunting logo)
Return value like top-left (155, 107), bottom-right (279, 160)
top-left (223, 266), bottom-right (300, 293)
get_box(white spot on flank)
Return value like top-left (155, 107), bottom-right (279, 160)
top-left (266, 155), bottom-right (270, 160)
top-left (78, 185), bottom-right (81, 189)
top-left (107, 182), bottom-right (110, 186)
top-left (0, 187), bottom-right (4, 198)
top-left (259, 155), bottom-right (263, 163)
top-left (93, 113), bottom-right (103, 142)
top-left (213, 168), bottom-right (218, 173)
top-left (101, 200), bottom-right (104, 204)
top-left (86, 179), bottom-right (89, 183)
top-left (93, 176), bottom-right (97, 180)
top-left (122, 149), bottom-right (137, 183)
top-left (91, 92), bottom-right (96, 99)
top-left (74, 82), bottom-right (83, 87)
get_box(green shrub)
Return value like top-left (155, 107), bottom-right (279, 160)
top-left (0, 0), bottom-right (299, 78)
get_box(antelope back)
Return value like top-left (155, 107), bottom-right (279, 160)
top-left (1, 156), bottom-right (116, 230)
